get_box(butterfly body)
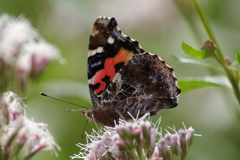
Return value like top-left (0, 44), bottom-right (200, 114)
top-left (82, 17), bottom-right (180, 127)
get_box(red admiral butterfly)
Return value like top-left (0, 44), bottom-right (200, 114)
top-left (82, 17), bottom-right (181, 127)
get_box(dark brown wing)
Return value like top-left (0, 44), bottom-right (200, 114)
top-left (102, 52), bottom-right (181, 120)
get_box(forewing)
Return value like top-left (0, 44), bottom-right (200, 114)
top-left (88, 17), bottom-right (144, 108)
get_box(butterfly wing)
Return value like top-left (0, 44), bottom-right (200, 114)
top-left (88, 17), bottom-right (144, 108)
top-left (103, 52), bottom-right (181, 120)
top-left (88, 17), bottom-right (180, 123)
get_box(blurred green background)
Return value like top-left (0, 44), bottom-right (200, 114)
top-left (1, 0), bottom-right (240, 159)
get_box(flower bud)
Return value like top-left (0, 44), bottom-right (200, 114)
top-left (186, 127), bottom-right (195, 146)
top-left (178, 129), bottom-right (187, 156)
top-left (157, 137), bottom-right (171, 160)
top-left (200, 39), bottom-right (217, 51)
top-left (165, 133), bottom-right (179, 155)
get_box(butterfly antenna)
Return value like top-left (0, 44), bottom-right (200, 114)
top-left (39, 92), bottom-right (88, 109)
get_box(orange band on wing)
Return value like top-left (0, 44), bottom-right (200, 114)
top-left (93, 69), bottom-right (107, 94)
top-left (105, 48), bottom-right (133, 80)
top-left (93, 48), bottom-right (134, 94)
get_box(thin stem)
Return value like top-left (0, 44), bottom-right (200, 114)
top-left (192, 0), bottom-right (240, 104)
top-left (192, 0), bottom-right (224, 62)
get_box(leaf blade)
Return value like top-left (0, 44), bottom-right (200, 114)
top-left (178, 75), bottom-right (231, 94)
top-left (236, 48), bottom-right (240, 64)
top-left (182, 41), bottom-right (211, 59)
top-left (173, 55), bottom-right (223, 71)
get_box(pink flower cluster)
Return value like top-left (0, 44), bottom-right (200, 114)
top-left (0, 91), bottom-right (60, 160)
top-left (71, 114), bottom-right (199, 160)
top-left (0, 14), bottom-right (62, 93)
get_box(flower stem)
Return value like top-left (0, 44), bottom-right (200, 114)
top-left (192, 0), bottom-right (240, 105)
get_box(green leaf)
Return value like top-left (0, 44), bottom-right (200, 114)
top-left (182, 41), bottom-right (212, 59)
top-left (178, 75), bottom-right (231, 94)
top-left (236, 48), bottom-right (240, 64)
top-left (173, 55), bottom-right (223, 71)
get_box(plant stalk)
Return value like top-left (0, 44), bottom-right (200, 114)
top-left (192, 0), bottom-right (240, 104)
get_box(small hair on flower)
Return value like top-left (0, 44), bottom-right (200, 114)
top-left (71, 113), bottom-right (201, 160)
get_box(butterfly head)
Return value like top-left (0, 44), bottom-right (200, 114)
top-left (81, 109), bottom-right (107, 126)
top-left (81, 108), bottom-right (117, 127)
top-left (81, 109), bottom-right (94, 122)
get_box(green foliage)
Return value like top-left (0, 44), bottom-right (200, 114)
top-left (178, 0), bottom-right (240, 104)
top-left (181, 41), bottom-right (213, 59)
top-left (179, 39), bottom-right (240, 104)
top-left (178, 76), bottom-right (230, 94)
top-left (173, 56), bottom-right (223, 70)
top-left (236, 48), bottom-right (240, 64)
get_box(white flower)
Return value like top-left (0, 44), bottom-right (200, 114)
top-left (0, 14), bottom-right (12, 38)
top-left (0, 13), bottom-right (63, 93)
top-left (0, 91), bottom-right (25, 128)
top-left (17, 41), bottom-right (61, 78)
top-left (0, 91), bottom-right (60, 159)
top-left (0, 15), bottom-right (38, 65)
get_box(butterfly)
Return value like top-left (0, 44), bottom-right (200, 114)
top-left (81, 17), bottom-right (181, 127)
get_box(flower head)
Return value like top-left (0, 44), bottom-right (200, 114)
top-left (0, 91), bottom-right (60, 160)
top-left (0, 14), bottom-right (37, 65)
top-left (0, 91), bottom-right (25, 127)
top-left (71, 114), bottom-right (200, 160)
top-left (0, 14), bottom-right (63, 94)
top-left (16, 41), bottom-right (61, 82)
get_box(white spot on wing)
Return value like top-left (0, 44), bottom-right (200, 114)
top-left (89, 47), bottom-right (104, 56)
top-left (97, 46), bottom-right (103, 53)
top-left (90, 50), bottom-right (97, 56)
top-left (107, 37), bottom-right (114, 44)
